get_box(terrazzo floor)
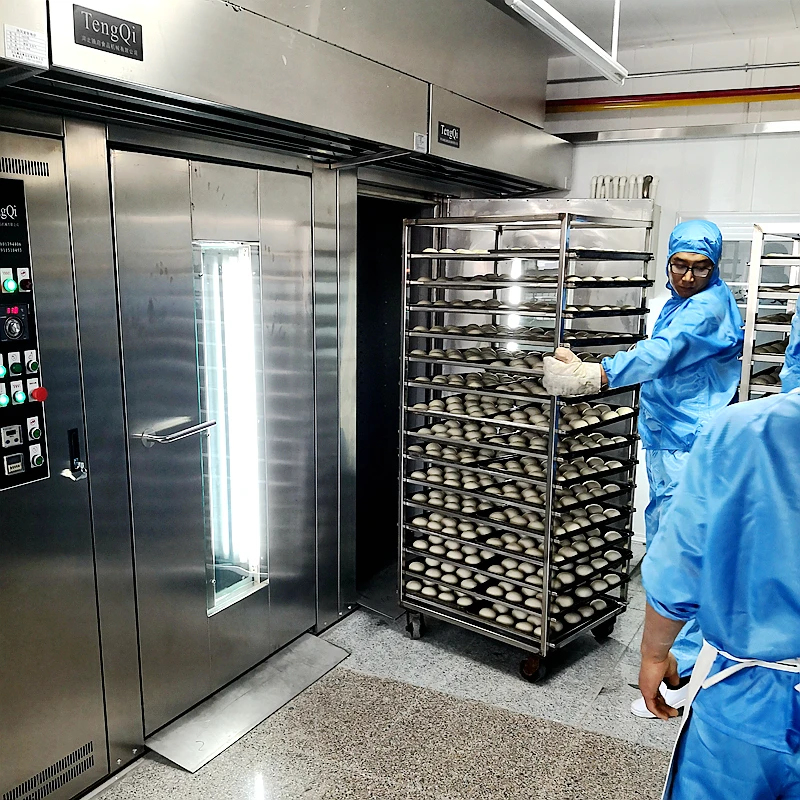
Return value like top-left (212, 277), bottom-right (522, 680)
top-left (93, 546), bottom-right (677, 800)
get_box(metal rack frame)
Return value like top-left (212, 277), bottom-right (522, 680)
top-left (739, 225), bottom-right (800, 400)
top-left (397, 211), bottom-right (654, 677)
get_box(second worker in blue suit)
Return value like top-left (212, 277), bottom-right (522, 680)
top-left (543, 220), bottom-right (743, 717)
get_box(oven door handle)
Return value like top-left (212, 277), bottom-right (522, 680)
top-left (139, 420), bottom-right (216, 448)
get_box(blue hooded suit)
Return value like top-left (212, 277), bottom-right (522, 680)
top-left (602, 220), bottom-right (743, 675)
top-left (642, 325), bottom-right (800, 798)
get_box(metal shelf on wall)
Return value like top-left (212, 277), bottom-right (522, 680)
top-left (398, 209), bottom-right (654, 681)
top-left (739, 224), bottom-right (799, 401)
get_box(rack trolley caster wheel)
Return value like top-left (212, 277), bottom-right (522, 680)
top-left (592, 619), bottom-right (616, 642)
top-left (406, 611), bottom-right (425, 640)
top-left (520, 655), bottom-right (548, 683)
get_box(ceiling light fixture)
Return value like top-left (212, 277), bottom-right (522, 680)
top-left (505, 0), bottom-right (628, 85)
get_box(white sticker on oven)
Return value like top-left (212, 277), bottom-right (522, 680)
top-left (4, 25), bottom-right (48, 69)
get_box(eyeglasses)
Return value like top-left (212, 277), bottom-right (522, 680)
top-left (669, 261), bottom-right (713, 279)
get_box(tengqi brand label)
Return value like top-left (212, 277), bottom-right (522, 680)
top-left (437, 122), bottom-right (461, 148)
top-left (73, 5), bottom-right (143, 61)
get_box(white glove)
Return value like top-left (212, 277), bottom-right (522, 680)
top-left (542, 347), bottom-right (603, 397)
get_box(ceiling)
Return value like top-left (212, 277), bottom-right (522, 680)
top-left (546, 0), bottom-right (800, 50)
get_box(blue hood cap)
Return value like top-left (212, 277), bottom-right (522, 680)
top-left (779, 312), bottom-right (800, 393)
top-left (666, 220), bottom-right (723, 294)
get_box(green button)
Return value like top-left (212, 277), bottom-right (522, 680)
top-left (31, 454), bottom-right (44, 467)
top-left (3, 278), bottom-right (17, 293)
top-left (9, 362), bottom-right (22, 375)
top-left (0, 394), bottom-right (8, 408)
top-left (27, 361), bottom-right (38, 373)
top-left (30, 427), bottom-right (41, 440)
top-left (13, 390), bottom-right (26, 404)
top-left (0, 365), bottom-right (6, 379)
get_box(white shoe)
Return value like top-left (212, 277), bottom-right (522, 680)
top-left (630, 682), bottom-right (689, 718)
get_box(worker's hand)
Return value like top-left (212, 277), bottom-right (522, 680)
top-left (542, 347), bottom-right (603, 397)
top-left (639, 652), bottom-right (681, 721)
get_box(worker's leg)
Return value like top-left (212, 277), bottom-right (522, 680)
top-left (668, 714), bottom-right (783, 800)
top-left (634, 449), bottom-right (698, 717)
top-left (655, 449), bottom-right (702, 677)
top-left (643, 449), bottom-right (666, 550)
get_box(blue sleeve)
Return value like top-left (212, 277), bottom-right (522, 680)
top-left (602, 296), bottom-right (737, 389)
top-left (641, 430), bottom-right (710, 621)
top-left (780, 313), bottom-right (800, 393)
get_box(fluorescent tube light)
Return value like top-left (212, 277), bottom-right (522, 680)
top-left (506, 0), bottom-right (628, 85)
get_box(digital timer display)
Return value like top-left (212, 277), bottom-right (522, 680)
top-left (5, 307), bottom-right (19, 315)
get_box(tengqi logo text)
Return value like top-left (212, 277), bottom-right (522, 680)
top-left (73, 5), bottom-right (143, 61)
top-left (0, 206), bottom-right (18, 221)
top-left (437, 122), bottom-right (461, 148)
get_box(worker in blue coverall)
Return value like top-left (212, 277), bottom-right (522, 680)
top-left (637, 309), bottom-right (800, 799)
top-left (543, 220), bottom-right (743, 717)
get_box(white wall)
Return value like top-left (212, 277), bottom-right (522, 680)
top-left (547, 31), bottom-right (800, 134)
top-left (566, 132), bottom-right (800, 539)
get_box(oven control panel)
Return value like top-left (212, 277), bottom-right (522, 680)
top-left (0, 178), bottom-right (48, 490)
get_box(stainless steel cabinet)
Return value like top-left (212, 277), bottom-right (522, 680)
top-left (112, 151), bottom-right (316, 734)
top-left (0, 131), bottom-right (108, 800)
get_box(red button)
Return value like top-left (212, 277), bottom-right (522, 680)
top-left (30, 387), bottom-right (47, 402)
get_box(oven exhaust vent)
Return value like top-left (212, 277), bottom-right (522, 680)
top-left (0, 157), bottom-right (49, 177)
top-left (3, 742), bottom-right (94, 800)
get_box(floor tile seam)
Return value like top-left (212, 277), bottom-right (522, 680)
top-left (570, 634), bottom-right (640, 729)
top-left (581, 614), bottom-right (646, 705)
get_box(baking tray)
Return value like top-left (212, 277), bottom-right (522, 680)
top-left (402, 524), bottom-right (632, 576)
top-left (402, 545), bottom-right (631, 605)
top-left (406, 428), bottom-right (638, 462)
top-left (408, 304), bottom-right (649, 320)
top-left (405, 402), bottom-right (637, 437)
top-left (404, 474), bottom-right (632, 513)
top-left (403, 497), bottom-right (631, 541)
top-left (409, 278), bottom-right (653, 290)
top-left (402, 450), bottom-right (634, 490)
top-left (401, 579), bottom-right (628, 652)
top-left (403, 470), bottom-right (630, 516)
top-left (407, 354), bottom-right (546, 378)
top-left (407, 328), bottom-right (644, 349)
top-left (408, 248), bottom-right (653, 261)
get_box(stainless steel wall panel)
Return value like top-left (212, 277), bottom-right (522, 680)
top-left (64, 120), bottom-right (143, 771)
top-left (208, 584), bottom-right (271, 691)
top-left (112, 150), bottom-right (211, 734)
top-left (209, 0), bottom-right (549, 126)
top-left (0, 107), bottom-right (63, 137)
top-left (0, 131), bottom-right (108, 800)
top-left (48, 0), bottom-right (429, 151)
top-left (312, 164), bottom-right (341, 631)
top-left (428, 88), bottom-right (573, 191)
top-left (258, 169), bottom-right (317, 652)
top-left (190, 162), bottom-right (259, 243)
top-left (107, 125), bottom-right (312, 175)
top-left (337, 169), bottom-right (357, 609)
